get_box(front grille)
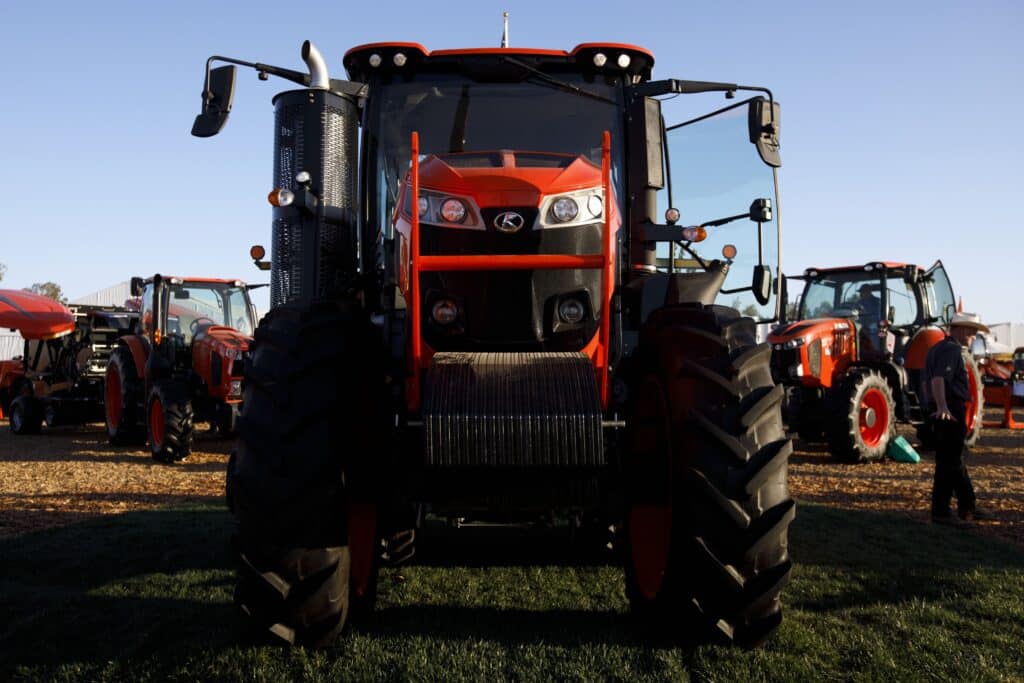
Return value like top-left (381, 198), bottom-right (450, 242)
top-left (423, 352), bottom-right (604, 467)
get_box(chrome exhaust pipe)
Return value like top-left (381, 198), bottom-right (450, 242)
top-left (301, 40), bottom-right (329, 89)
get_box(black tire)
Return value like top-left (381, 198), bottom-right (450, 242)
top-left (10, 395), bottom-right (42, 435)
top-left (965, 354), bottom-right (984, 448)
top-left (916, 350), bottom-right (983, 450)
top-left (825, 369), bottom-right (895, 463)
top-left (623, 304), bottom-right (794, 648)
top-left (227, 301), bottom-right (385, 647)
top-left (147, 381), bottom-right (194, 463)
top-left (105, 346), bottom-right (146, 446)
top-left (216, 403), bottom-right (240, 437)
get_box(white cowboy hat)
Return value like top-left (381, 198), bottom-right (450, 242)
top-left (948, 312), bottom-right (989, 333)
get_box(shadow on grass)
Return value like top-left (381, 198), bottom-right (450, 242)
top-left (1, 502), bottom-right (1023, 675)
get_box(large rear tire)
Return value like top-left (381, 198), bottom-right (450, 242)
top-left (147, 381), bottom-right (194, 463)
top-left (916, 350), bottom-right (983, 450)
top-left (623, 304), bottom-right (794, 648)
top-left (227, 301), bottom-right (385, 647)
top-left (826, 369), bottom-right (895, 463)
top-left (105, 346), bottom-right (146, 446)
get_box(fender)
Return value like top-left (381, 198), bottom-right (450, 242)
top-left (117, 335), bottom-right (150, 379)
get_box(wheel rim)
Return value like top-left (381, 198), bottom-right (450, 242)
top-left (106, 366), bottom-right (122, 427)
top-left (150, 397), bottom-right (165, 450)
top-left (628, 380), bottom-right (673, 601)
top-left (859, 387), bottom-right (889, 447)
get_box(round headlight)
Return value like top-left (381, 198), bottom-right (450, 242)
top-left (617, 53), bottom-right (631, 68)
top-left (368, 54), bottom-right (382, 68)
top-left (393, 52), bottom-right (407, 67)
top-left (432, 299), bottom-right (458, 325)
top-left (295, 170), bottom-right (311, 184)
top-left (551, 197), bottom-right (579, 222)
top-left (665, 207), bottom-right (681, 224)
top-left (440, 198), bottom-right (467, 223)
top-left (587, 195), bottom-right (603, 218)
top-left (593, 52), bottom-right (607, 67)
top-left (558, 298), bottom-right (586, 324)
top-left (417, 197), bottom-right (430, 217)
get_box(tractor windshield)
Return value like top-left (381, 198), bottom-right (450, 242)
top-left (799, 272), bottom-right (885, 321)
top-left (660, 99), bottom-right (781, 322)
top-left (366, 72), bottom-right (625, 239)
top-left (164, 283), bottom-right (255, 343)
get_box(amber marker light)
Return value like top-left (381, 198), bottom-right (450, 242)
top-left (722, 244), bottom-right (738, 260)
top-left (682, 226), bottom-right (707, 242)
top-left (250, 245), bottom-right (266, 261)
top-left (268, 188), bottom-right (294, 207)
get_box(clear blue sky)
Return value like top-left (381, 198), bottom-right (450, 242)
top-left (2, 0), bottom-right (1021, 324)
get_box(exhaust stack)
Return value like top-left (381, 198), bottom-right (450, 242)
top-left (301, 41), bottom-right (330, 90)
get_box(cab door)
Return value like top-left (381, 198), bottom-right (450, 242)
top-left (923, 260), bottom-right (955, 325)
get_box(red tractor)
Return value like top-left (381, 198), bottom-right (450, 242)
top-left (195, 39), bottom-right (793, 647)
top-left (976, 340), bottom-right (1024, 429)
top-left (769, 261), bottom-right (983, 461)
top-left (104, 275), bottom-right (256, 462)
top-left (0, 289), bottom-right (136, 433)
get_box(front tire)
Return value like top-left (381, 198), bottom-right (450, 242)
top-left (227, 301), bottom-right (385, 647)
top-left (147, 381), bottom-right (194, 463)
top-left (826, 369), bottom-right (895, 463)
top-left (623, 304), bottom-right (794, 648)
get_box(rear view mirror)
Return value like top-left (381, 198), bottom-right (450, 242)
top-left (191, 65), bottom-right (237, 138)
top-left (749, 198), bottom-right (772, 222)
top-left (748, 97), bottom-right (781, 168)
top-left (173, 290), bottom-right (191, 300)
top-left (753, 265), bottom-right (772, 305)
top-left (130, 277), bottom-right (145, 297)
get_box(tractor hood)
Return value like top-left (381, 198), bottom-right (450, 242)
top-left (0, 289), bottom-right (76, 340)
top-left (768, 317), bottom-right (858, 389)
top-left (418, 151), bottom-right (601, 207)
top-left (194, 325), bottom-right (252, 354)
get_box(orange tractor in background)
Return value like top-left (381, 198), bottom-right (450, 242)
top-left (104, 275), bottom-right (257, 461)
top-left (977, 342), bottom-right (1024, 429)
top-left (769, 261), bottom-right (983, 461)
top-left (0, 289), bottom-right (136, 433)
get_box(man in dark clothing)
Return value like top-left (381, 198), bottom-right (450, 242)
top-left (925, 312), bottom-right (991, 527)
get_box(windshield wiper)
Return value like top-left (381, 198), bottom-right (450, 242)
top-left (500, 56), bottom-right (617, 105)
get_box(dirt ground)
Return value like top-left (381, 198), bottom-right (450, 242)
top-left (1, 411), bottom-right (1022, 546)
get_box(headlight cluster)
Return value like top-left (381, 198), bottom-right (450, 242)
top-left (412, 190), bottom-right (482, 229)
top-left (540, 187), bottom-right (604, 228)
top-left (772, 337), bottom-right (806, 351)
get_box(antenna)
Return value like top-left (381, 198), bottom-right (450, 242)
top-left (501, 11), bottom-right (509, 48)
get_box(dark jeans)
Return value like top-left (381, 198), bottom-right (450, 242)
top-left (930, 418), bottom-right (976, 517)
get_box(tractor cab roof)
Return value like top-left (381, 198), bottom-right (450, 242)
top-left (343, 42), bottom-right (654, 83)
top-left (804, 262), bottom-right (920, 277)
top-left (140, 276), bottom-right (248, 287)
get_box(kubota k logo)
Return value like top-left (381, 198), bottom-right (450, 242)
top-left (493, 211), bottom-right (525, 233)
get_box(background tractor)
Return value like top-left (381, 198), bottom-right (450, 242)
top-left (197, 39), bottom-right (794, 648)
top-left (0, 289), bottom-right (136, 434)
top-left (769, 261), bottom-right (983, 462)
top-left (104, 275), bottom-right (257, 462)
top-left (976, 338), bottom-right (1024, 429)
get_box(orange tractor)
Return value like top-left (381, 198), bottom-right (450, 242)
top-left (0, 289), bottom-right (136, 433)
top-left (104, 275), bottom-right (256, 461)
top-left (769, 261), bottom-right (983, 461)
top-left (977, 341), bottom-right (1024, 429)
top-left (195, 39), bottom-right (793, 647)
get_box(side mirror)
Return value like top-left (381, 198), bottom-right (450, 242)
top-left (749, 198), bottom-right (772, 222)
top-left (752, 265), bottom-right (772, 306)
top-left (748, 97), bottom-right (781, 168)
top-left (191, 65), bottom-right (237, 138)
top-left (777, 275), bottom-right (789, 323)
top-left (130, 277), bottom-right (145, 297)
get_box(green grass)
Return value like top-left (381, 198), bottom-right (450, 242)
top-left (1, 503), bottom-right (1022, 682)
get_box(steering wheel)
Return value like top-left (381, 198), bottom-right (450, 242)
top-left (189, 317), bottom-right (216, 335)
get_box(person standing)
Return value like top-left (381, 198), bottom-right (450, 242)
top-left (926, 312), bottom-right (991, 526)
